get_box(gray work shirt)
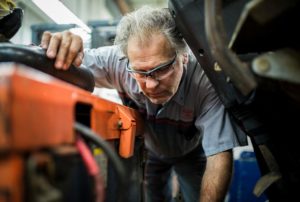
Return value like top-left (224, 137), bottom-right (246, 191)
top-left (83, 45), bottom-right (247, 158)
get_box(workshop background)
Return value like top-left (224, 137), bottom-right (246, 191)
top-left (10, 0), bottom-right (267, 201)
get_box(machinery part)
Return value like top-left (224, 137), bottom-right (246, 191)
top-left (252, 49), bottom-right (300, 84)
top-left (76, 137), bottom-right (105, 202)
top-left (229, 0), bottom-right (300, 53)
top-left (253, 145), bottom-right (282, 197)
top-left (25, 149), bottom-right (95, 202)
top-left (88, 20), bottom-right (118, 49)
top-left (26, 154), bottom-right (63, 202)
top-left (253, 172), bottom-right (282, 197)
top-left (74, 122), bottom-right (127, 202)
top-left (0, 64), bottom-right (143, 202)
top-left (168, 0), bottom-right (253, 108)
top-left (169, 0), bottom-right (300, 200)
top-left (0, 43), bottom-right (95, 92)
top-left (204, 0), bottom-right (257, 95)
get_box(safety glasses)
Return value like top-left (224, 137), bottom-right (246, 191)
top-left (126, 54), bottom-right (177, 82)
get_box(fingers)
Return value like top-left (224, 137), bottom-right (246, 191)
top-left (40, 30), bottom-right (83, 70)
top-left (40, 31), bottom-right (52, 49)
top-left (73, 51), bottom-right (84, 67)
top-left (63, 34), bottom-right (83, 69)
top-left (55, 31), bottom-right (71, 69)
top-left (47, 32), bottom-right (62, 60)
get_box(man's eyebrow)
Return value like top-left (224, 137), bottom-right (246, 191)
top-left (119, 56), bottom-right (127, 61)
top-left (127, 53), bottom-right (176, 71)
top-left (132, 60), bottom-right (170, 71)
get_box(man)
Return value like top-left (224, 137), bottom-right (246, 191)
top-left (41, 6), bottom-right (246, 202)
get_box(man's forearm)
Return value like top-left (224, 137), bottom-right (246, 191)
top-left (200, 150), bottom-right (233, 202)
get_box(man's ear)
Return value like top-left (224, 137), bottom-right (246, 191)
top-left (182, 53), bottom-right (188, 65)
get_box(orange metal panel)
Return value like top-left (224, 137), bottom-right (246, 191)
top-left (91, 95), bottom-right (144, 157)
top-left (0, 63), bottom-right (144, 157)
top-left (0, 70), bottom-right (10, 150)
top-left (117, 106), bottom-right (136, 158)
top-left (0, 155), bottom-right (24, 202)
top-left (9, 65), bottom-right (75, 150)
top-left (92, 98), bottom-right (122, 140)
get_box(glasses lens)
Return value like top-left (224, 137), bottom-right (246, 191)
top-left (133, 72), bottom-right (146, 80)
top-left (153, 63), bottom-right (175, 80)
top-left (127, 54), bottom-right (176, 82)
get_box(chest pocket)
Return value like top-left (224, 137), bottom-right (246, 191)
top-left (147, 117), bottom-right (197, 141)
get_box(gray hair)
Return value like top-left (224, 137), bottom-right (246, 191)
top-left (114, 6), bottom-right (187, 56)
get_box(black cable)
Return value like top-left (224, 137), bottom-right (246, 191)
top-left (74, 122), bottom-right (126, 202)
top-left (0, 43), bottom-right (95, 92)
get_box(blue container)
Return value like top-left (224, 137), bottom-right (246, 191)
top-left (228, 151), bottom-right (268, 202)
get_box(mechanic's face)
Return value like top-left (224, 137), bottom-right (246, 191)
top-left (127, 34), bottom-right (185, 105)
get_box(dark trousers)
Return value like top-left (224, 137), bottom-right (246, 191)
top-left (144, 145), bottom-right (207, 202)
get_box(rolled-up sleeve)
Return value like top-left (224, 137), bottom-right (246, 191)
top-left (196, 97), bottom-right (248, 157)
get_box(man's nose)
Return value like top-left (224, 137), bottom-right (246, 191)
top-left (145, 77), bottom-right (159, 89)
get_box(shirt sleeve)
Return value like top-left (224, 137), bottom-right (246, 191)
top-left (194, 81), bottom-right (248, 156)
top-left (81, 45), bottom-right (127, 91)
top-left (197, 99), bottom-right (247, 156)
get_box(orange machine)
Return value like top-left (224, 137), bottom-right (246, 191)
top-left (0, 62), bottom-right (144, 202)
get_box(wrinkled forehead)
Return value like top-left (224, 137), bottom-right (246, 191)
top-left (127, 33), bottom-right (174, 58)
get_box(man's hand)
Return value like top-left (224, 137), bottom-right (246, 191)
top-left (40, 31), bottom-right (84, 70)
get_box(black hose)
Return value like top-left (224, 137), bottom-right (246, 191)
top-left (0, 43), bottom-right (95, 92)
top-left (74, 122), bottom-right (126, 202)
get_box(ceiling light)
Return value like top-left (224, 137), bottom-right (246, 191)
top-left (32, 0), bottom-right (91, 33)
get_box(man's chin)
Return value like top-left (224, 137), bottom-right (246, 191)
top-left (149, 96), bottom-right (170, 105)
